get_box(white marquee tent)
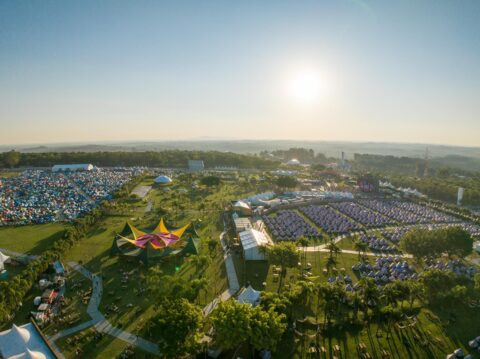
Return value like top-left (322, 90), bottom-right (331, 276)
top-left (0, 251), bottom-right (9, 271)
top-left (0, 323), bottom-right (55, 359)
top-left (237, 285), bottom-right (261, 306)
top-left (239, 229), bottom-right (271, 260)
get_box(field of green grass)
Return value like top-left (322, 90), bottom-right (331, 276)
top-left (0, 223), bottom-right (66, 255)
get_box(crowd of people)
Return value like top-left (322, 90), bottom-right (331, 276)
top-left (0, 168), bottom-right (143, 226)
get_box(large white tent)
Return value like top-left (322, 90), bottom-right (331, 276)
top-left (0, 251), bottom-right (9, 271)
top-left (0, 323), bottom-right (56, 359)
top-left (52, 164), bottom-right (93, 172)
top-left (239, 229), bottom-right (271, 260)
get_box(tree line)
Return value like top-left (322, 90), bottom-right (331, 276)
top-left (0, 150), bottom-right (279, 169)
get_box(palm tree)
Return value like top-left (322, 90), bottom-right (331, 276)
top-left (298, 237), bottom-right (310, 269)
top-left (353, 239), bottom-right (368, 260)
top-left (406, 280), bottom-right (424, 311)
top-left (358, 278), bottom-right (379, 322)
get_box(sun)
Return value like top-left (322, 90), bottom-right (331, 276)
top-left (287, 67), bottom-right (325, 106)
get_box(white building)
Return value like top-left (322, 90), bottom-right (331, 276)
top-left (52, 164), bottom-right (93, 172)
top-left (0, 323), bottom-right (56, 359)
top-left (239, 229), bottom-right (271, 260)
top-left (188, 160), bottom-right (204, 171)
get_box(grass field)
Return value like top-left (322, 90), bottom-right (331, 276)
top-left (52, 177), bottom-right (254, 357)
top-left (0, 223), bottom-right (66, 254)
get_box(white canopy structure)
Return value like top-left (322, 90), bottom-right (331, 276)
top-left (233, 200), bottom-right (252, 216)
top-left (239, 229), bottom-right (271, 260)
top-left (52, 164), bottom-right (93, 172)
top-left (154, 175), bottom-right (173, 185)
top-left (0, 251), bottom-right (9, 271)
top-left (474, 241), bottom-right (480, 254)
top-left (237, 285), bottom-right (261, 306)
top-left (0, 323), bottom-right (55, 359)
top-left (287, 158), bottom-right (301, 166)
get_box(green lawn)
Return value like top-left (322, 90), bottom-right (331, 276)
top-left (52, 179), bottom-right (252, 357)
top-left (0, 223), bottom-right (66, 255)
top-left (55, 327), bottom-right (148, 359)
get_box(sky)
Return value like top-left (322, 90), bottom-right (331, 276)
top-left (1, 0), bottom-right (479, 146)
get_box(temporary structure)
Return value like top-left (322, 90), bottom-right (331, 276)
top-left (237, 285), bottom-right (261, 306)
top-left (233, 200), bottom-right (252, 216)
top-left (154, 175), bottom-right (173, 186)
top-left (0, 251), bottom-right (9, 271)
top-left (239, 229), bottom-right (271, 260)
top-left (0, 323), bottom-right (56, 359)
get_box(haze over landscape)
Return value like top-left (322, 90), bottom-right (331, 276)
top-left (1, 0), bottom-right (479, 146)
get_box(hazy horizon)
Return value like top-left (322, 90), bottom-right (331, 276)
top-left (1, 1), bottom-right (479, 146)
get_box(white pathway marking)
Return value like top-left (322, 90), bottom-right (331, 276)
top-left (220, 232), bottom-right (240, 294)
top-left (49, 261), bottom-right (161, 357)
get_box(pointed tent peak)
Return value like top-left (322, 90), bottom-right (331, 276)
top-left (153, 218), bottom-right (190, 238)
top-left (171, 222), bottom-right (191, 238)
top-left (127, 222), bottom-right (147, 240)
top-left (154, 218), bottom-right (169, 234)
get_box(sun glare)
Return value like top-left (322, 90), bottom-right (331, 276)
top-left (287, 67), bottom-right (325, 106)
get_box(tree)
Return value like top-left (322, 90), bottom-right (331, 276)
top-left (151, 298), bottom-right (204, 358)
top-left (474, 272), bottom-right (480, 292)
top-left (200, 176), bottom-right (221, 187)
top-left (275, 176), bottom-right (298, 189)
top-left (400, 228), bottom-right (433, 261)
top-left (326, 240), bottom-right (342, 262)
top-left (210, 301), bottom-right (252, 349)
top-left (266, 242), bottom-right (300, 291)
top-left (441, 226), bottom-right (473, 258)
top-left (250, 306), bottom-right (287, 351)
top-left (3, 150), bottom-right (21, 168)
top-left (298, 237), bottom-right (309, 268)
top-left (353, 239), bottom-right (368, 259)
top-left (211, 300), bottom-right (287, 353)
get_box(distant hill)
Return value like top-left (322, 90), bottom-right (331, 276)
top-left (1, 140), bottom-right (479, 159)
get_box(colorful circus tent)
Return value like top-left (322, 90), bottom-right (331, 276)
top-left (110, 218), bottom-right (199, 266)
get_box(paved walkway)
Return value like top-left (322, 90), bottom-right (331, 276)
top-left (202, 231), bottom-right (240, 316)
top-left (49, 261), bottom-right (161, 357)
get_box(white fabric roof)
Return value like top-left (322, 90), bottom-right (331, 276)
top-left (233, 200), bottom-right (251, 210)
top-left (239, 229), bottom-right (270, 250)
top-left (0, 251), bottom-right (9, 264)
top-left (237, 285), bottom-right (261, 306)
top-left (154, 175), bottom-right (172, 184)
top-left (52, 164), bottom-right (93, 172)
top-left (0, 323), bottom-right (54, 359)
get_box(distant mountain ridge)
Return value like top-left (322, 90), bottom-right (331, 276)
top-left (1, 140), bottom-right (479, 160)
